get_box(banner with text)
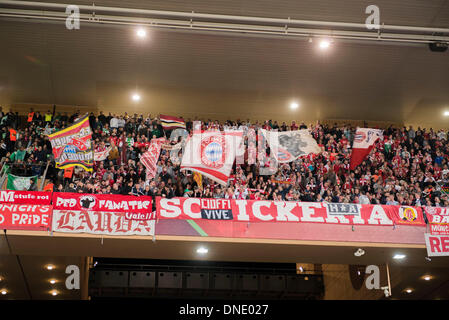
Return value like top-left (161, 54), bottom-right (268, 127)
top-left (52, 192), bottom-right (153, 216)
top-left (52, 210), bottom-right (155, 236)
top-left (156, 197), bottom-right (426, 226)
top-left (0, 204), bottom-right (52, 231)
top-left (425, 233), bottom-right (449, 257)
top-left (0, 190), bottom-right (52, 205)
top-left (423, 207), bottom-right (449, 235)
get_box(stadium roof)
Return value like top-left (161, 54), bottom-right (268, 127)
top-left (0, 0), bottom-right (448, 127)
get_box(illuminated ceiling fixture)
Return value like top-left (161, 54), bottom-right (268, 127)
top-left (1, 290), bottom-right (7, 295)
top-left (354, 248), bottom-right (365, 257)
top-left (46, 265), bottom-right (55, 270)
top-left (393, 254), bottom-right (406, 260)
top-left (443, 111), bottom-right (449, 117)
top-left (136, 28), bottom-right (147, 38)
top-left (196, 247), bottom-right (208, 254)
top-left (405, 288), bottom-right (413, 294)
top-left (50, 279), bottom-right (57, 284)
top-left (290, 101), bottom-right (299, 109)
top-left (319, 39), bottom-right (331, 49)
top-left (423, 275), bottom-right (432, 281)
top-left (51, 290), bottom-right (58, 296)
top-left (132, 93), bottom-right (141, 102)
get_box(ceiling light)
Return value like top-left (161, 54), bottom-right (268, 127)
top-left (50, 279), bottom-right (56, 284)
top-left (132, 93), bottom-right (141, 102)
top-left (46, 265), bottom-right (55, 270)
top-left (196, 247), bottom-right (208, 254)
top-left (443, 111), bottom-right (449, 117)
top-left (423, 275), bottom-right (432, 281)
top-left (1, 290), bottom-right (6, 295)
top-left (51, 290), bottom-right (58, 296)
top-left (319, 39), bottom-right (331, 49)
top-left (136, 28), bottom-right (147, 38)
top-left (393, 254), bottom-right (406, 260)
top-left (354, 248), bottom-right (365, 257)
top-left (290, 102), bottom-right (299, 109)
top-left (405, 289), bottom-right (413, 294)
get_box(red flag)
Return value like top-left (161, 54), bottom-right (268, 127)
top-left (350, 128), bottom-right (383, 170)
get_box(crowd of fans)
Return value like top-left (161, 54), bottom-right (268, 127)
top-left (1, 107), bottom-right (449, 208)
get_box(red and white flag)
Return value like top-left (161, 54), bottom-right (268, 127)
top-left (160, 114), bottom-right (186, 130)
top-left (350, 128), bottom-right (383, 170)
top-left (181, 130), bottom-right (243, 185)
top-left (140, 137), bottom-right (166, 181)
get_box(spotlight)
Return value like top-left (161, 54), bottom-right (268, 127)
top-left (405, 289), bottom-right (413, 294)
top-left (1, 290), bottom-right (6, 295)
top-left (393, 254), bottom-right (406, 260)
top-left (319, 39), bottom-right (331, 49)
top-left (50, 279), bottom-right (56, 284)
top-left (423, 275), bottom-right (432, 281)
top-left (46, 265), bottom-right (55, 270)
top-left (354, 248), bottom-right (365, 257)
top-left (196, 247), bottom-right (208, 254)
top-left (136, 28), bottom-right (147, 38)
top-left (443, 111), bottom-right (449, 117)
top-left (290, 102), bottom-right (299, 109)
top-left (51, 290), bottom-right (58, 296)
top-left (132, 93), bottom-right (141, 102)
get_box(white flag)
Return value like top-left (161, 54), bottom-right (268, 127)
top-left (261, 129), bottom-right (321, 163)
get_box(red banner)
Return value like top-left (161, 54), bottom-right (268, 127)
top-left (0, 204), bottom-right (52, 230)
top-left (156, 197), bottom-right (426, 226)
top-left (423, 207), bottom-right (449, 235)
top-left (0, 190), bottom-right (52, 205)
top-left (52, 192), bottom-right (152, 214)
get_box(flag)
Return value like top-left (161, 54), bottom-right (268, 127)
top-left (350, 128), bottom-right (383, 170)
top-left (119, 133), bottom-right (127, 166)
top-left (7, 174), bottom-right (38, 191)
top-left (260, 129), bottom-right (321, 163)
top-left (193, 171), bottom-right (203, 190)
top-left (140, 137), bottom-right (166, 181)
top-left (94, 147), bottom-right (112, 161)
top-left (47, 114), bottom-right (94, 171)
top-left (160, 114), bottom-right (186, 130)
top-left (181, 130), bottom-right (243, 186)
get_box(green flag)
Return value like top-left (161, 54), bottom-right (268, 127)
top-left (6, 174), bottom-right (38, 191)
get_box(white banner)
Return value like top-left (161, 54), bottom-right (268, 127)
top-left (94, 147), bottom-right (112, 161)
top-left (52, 210), bottom-right (155, 236)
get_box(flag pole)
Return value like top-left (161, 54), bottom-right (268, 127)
top-left (39, 160), bottom-right (51, 191)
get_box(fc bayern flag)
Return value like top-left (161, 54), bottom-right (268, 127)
top-left (180, 130), bottom-right (243, 185)
top-left (350, 128), bottom-right (383, 170)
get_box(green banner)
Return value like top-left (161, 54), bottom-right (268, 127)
top-left (6, 174), bottom-right (38, 191)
